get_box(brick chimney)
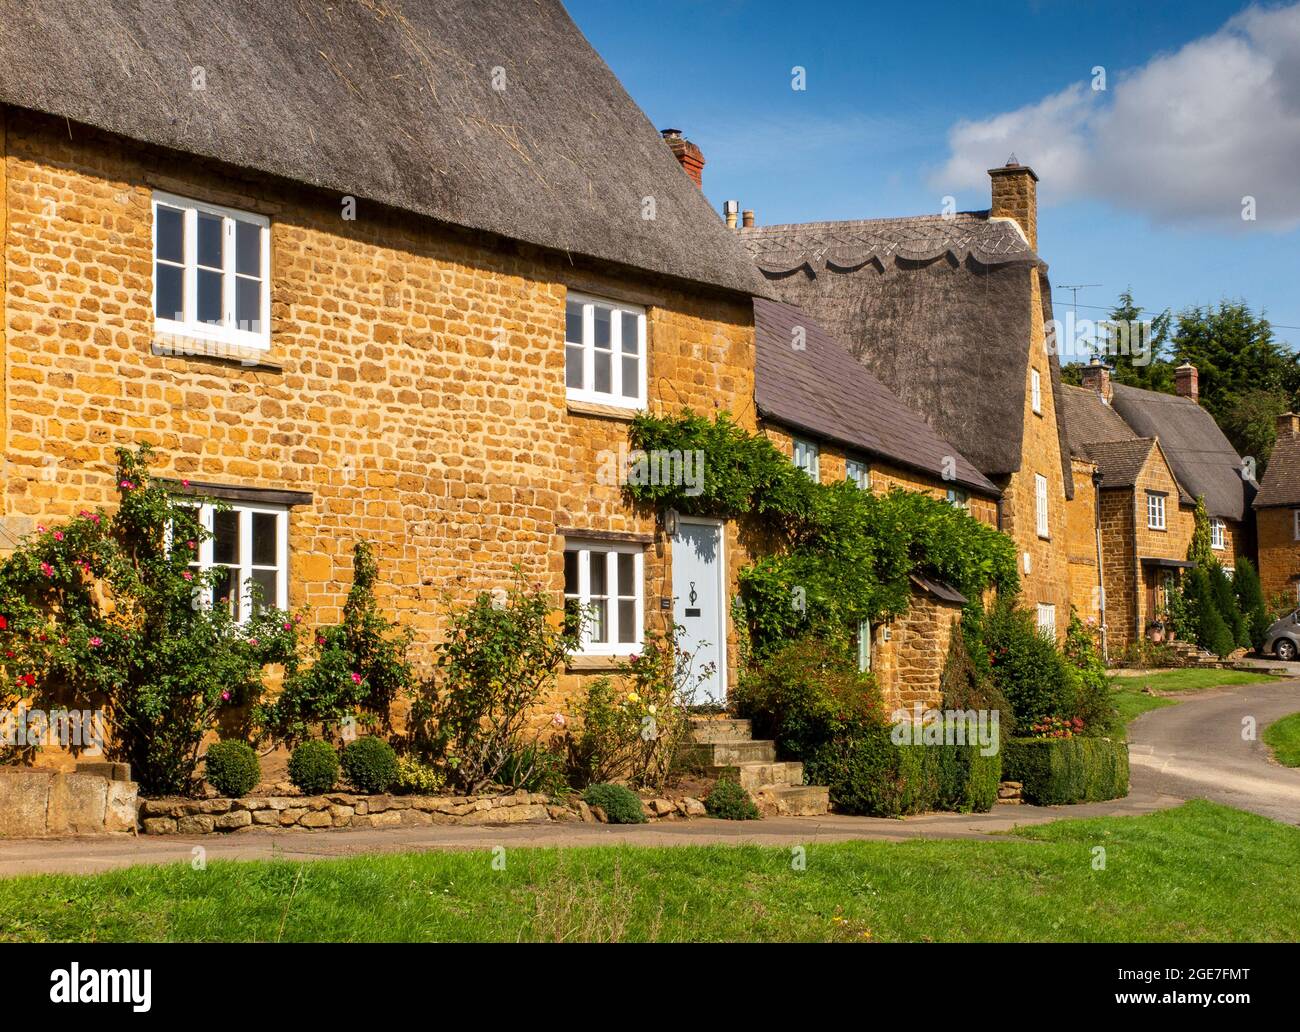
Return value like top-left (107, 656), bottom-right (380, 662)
top-left (1174, 363), bottom-right (1199, 404)
top-left (1081, 359), bottom-right (1113, 403)
top-left (988, 157), bottom-right (1038, 249)
top-left (1277, 412), bottom-right (1300, 437)
top-left (660, 128), bottom-right (704, 189)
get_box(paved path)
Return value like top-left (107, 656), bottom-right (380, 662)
top-left (2, 679), bottom-right (1297, 878)
top-left (1127, 678), bottom-right (1300, 825)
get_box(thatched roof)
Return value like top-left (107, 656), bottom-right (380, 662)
top-left (1255, 430), bottom-right (1300, 509)
top-left (0, 0), bottom-right (765, 297)
top-left (754, 298), bottom-right (997, 497)
top-left (740, 213), bottom-right (1074, 497)
top-left (1110, 384), bottom-right (1254, 521)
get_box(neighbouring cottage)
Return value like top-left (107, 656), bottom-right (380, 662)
top-left (750, 296), bottom-right (1000, 708)
top-left (737, 161), bottom-right (1075, 640)
top-left (0, 0), bottom-right (768, 736)
top-left (1063, 361), bottom-right (1255, 657)
top-left (1254, 413), bottom-right (1300, 609)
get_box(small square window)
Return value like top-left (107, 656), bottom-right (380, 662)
top-left (793, 439), bottom-right (819, 482)
top-left (563, 293), bottom-right (645, 409)
top-left (180, 502), bottom-right (288, 623)
top-left (1147, 492), bottom-right (1167, 531)
top-left (1036, 603), bottom-right (1056, 639)
top-left (845, 459), bottom-right (869, 490)
top-left (1210, 517), bottom-right (1226, 550)
top-left (563, 542), bottom-right (644, 654)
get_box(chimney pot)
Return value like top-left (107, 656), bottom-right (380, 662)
top-left (660, 127), bottom-right (705, 189)
top-left (1174, 363), bottom-right (1199, 404)
top-left (988, 161), bottom-right (1038, 249)
top-left (1081, 360), bottom-right (1113, 402)
top-left (724, 199), bottom-right (739, 230)
top-left (1277, 412), bottom-right (1300, 437)
top-left (742, 209), bottom-right (755, 228)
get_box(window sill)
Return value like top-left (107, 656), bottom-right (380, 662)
top-left (567, 653), bottom-right (638, 672)
top-left (566, 398), bottom-right (639, 422)
top-left (152, 338), bottom-right (282, 372)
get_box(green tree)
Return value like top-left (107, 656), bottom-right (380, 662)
top-left (1186, 497), bottom-right (1214, 568)
top-left (1062, 290), bottom-right (1172, 391)
top-left (1233, 557), bottom-right (1271, 652)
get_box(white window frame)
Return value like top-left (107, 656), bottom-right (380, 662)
top-left (563, 292), bottom-right (647, 409)
top-left (1210, 517), bottom-right (1226, 550)
top-left (1294, 509), bottom-right (1300, 542)
top-left (1036, 603), bottom-right (1057, 639)
top-left (845, 458), bottom-right (870, 490)
top-left (1031, 368), bottom-right (1043, 415)
top-left (1146, 491), bottom-right (1167, 531)
top-left (947, 487), bottom-right (969, 510)
top-left (793, 438), bottom-right (820, 482)
top-left (1035, 473), bottom-right (1049, 539)
top-left (857, 619), bottom-right (872, 673)
top-left (152, 191), bottom-right (271, 350)
top-left (563, 541), bottom-right (644, 656)
top-left (181, 502), bottom-right (289, 623)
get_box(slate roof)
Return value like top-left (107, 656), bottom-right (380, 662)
top-left (0, 0), bottom-right (765, 297)
top-left (753, 297), bottom-right (997, 497)
top-left (1080, 438), bottom-right (1158, 490)
top-left (740, 212), bottom-right (1074, 497)
top-left (1061, 384), bottom-right (1139, 448)
top-left (1110, 384), bottom-right (1254, 522)
top-left (1255, 431), bottom-right (1300, 509)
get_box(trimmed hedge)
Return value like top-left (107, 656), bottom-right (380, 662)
top-left (806, 725), bottom-right (1001, 817)
top-left (341, 735), bottom-right (398, 794)
top-left (203, 740), bottom-right (261, 798)
top-left (288, 739), bottom-right (340, 795)
top-left (1003, 737), bottom-right (1129, 805)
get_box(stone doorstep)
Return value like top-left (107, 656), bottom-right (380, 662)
top-left (709, 761), bottom-right (804, 793)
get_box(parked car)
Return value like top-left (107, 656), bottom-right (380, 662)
top-left (1262, 609), bottom-right (1300, 661)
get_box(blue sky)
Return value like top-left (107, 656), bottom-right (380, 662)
top-left (566, 0), bottom-right (1300, 353)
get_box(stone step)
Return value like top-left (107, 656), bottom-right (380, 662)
top-left (753, 783), bottom-right (829, 817)
top-left (681, 739), bottom-right (776, 766)
top-left (688, 717), bottom-right (753, 743)
top-left (710, 761), bottom-right (804, 793)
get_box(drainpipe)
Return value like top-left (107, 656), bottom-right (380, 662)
top-left (1092, 469), bottom-right (1107, 663)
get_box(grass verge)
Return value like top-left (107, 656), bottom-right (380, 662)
top-left (1262, 711), bottom-right (1300, 767)
top-left (0, 800), bottom-right (1295, 942)
top-left (1110, 668), bottom-right (1278, 734)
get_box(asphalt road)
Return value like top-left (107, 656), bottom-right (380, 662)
top-left (1128, 678), bottom-right (1300, 825)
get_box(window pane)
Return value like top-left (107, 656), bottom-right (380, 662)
top-left (589, 551), bottom-right (607, 596)
top-left (565, 344), bottom-right (584, 389)
top-left (197, 269), bottom-right (223, 324)
top-left (563, 550), bottom-right (579, 595)
top-left (197, 212), bottom-right (223, 268)
top-left (251, 511), bottom-right (278, 566)
top-left (213, 509), bottom-right (240, 565)
top-left (593, 306), bottom-right (611, 348)
top-left (620, 312), bottom-right (640, 355)
top-left (617, 552), bottom-right (635, 596)
top-left (214, 565), bottom-right (238, 614)
top-left (156, 205), bottom-right (184, 263)
top-left (250, 567), bottom-right (278, 612)
top-left (617, 600), bottom-right (636, 643)
top-left (155, 263), bottom-right (183, 321)
top-left (621, 355), bottom-right (639, 398)
top-left (235, 220), bottom-right (261, 276)
top-left (235, 276), bottom-right (261, 333)
top-left (565, 300), bottom-right (583, 344)
top-left (593, 347), bottom-right (611, 394)
top-left (588, 599), bottom-right (608, 642)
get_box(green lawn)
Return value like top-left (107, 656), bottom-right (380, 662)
top-left (1, 801), bottom-right (1296, 942)
top-left (1263, 712), bottom-right (1300, 767)
top-left (1110, 669), bottom-right (1278, 732)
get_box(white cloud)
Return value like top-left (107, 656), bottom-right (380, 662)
top-left (933, 3), bottom-right (1300, 231)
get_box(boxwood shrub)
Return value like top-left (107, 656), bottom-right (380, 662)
top-left (582, 782), bottom-right (646, 824)
top-left (203, 740), bottom-right (261, 798)
top-left (1003, 736), bottom-right (1129, 805)
top-left (341, 735), bottom-right (398, 794)
top-left (288, 739), bottom-right (340, 795)
top-left (704, 777), bottom-right (760, 820)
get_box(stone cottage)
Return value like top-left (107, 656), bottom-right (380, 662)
top-left (1254, 413), bottom-right (1300, 610)
top-left (738, 161), bottom-right (1075, 640)
top-left (1063, 361), bottom-right (1255, 657)
top-left (751, 295), bottom-right (1000, 708)
top-left (0, 0), bottom-right (768, 716)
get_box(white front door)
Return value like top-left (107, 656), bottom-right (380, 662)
top-left (671, 518), bottom-right (727, 704)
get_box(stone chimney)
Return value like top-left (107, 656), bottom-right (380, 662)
top-left (988, 157), bottom-right (1038, 249)
top-left (1277, 412), bottom-right (1300, 437)
top-left (1081, 358), bottom-right (1113, 403)
top-left (1174, 363), bottom-right (1199, 404)
top-left (660, 128), bottom-right (704, 189)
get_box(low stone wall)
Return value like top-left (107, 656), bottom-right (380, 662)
top-left (0, 764), bottom-right (138, 837)
top-left (139, 790), bottom-right (709, 834)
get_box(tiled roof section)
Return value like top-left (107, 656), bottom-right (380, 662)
top-left (1255, 431), bottom-right (1300, 508)
top-left (739, 214), bottom-right (1075, 500)
top-left (753, 298), bottom-right (998, 497)
top-left (0, 0), bottom-right (766, 297)
top-left (1061, 384), bottom-right (1138, 449)
top-left (1080, 438), bottom-right (1157, 490)
top-left (742, 212), bottom-right (1036, 275)
top-left (1110, 384), bottom-right (1254, 521)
